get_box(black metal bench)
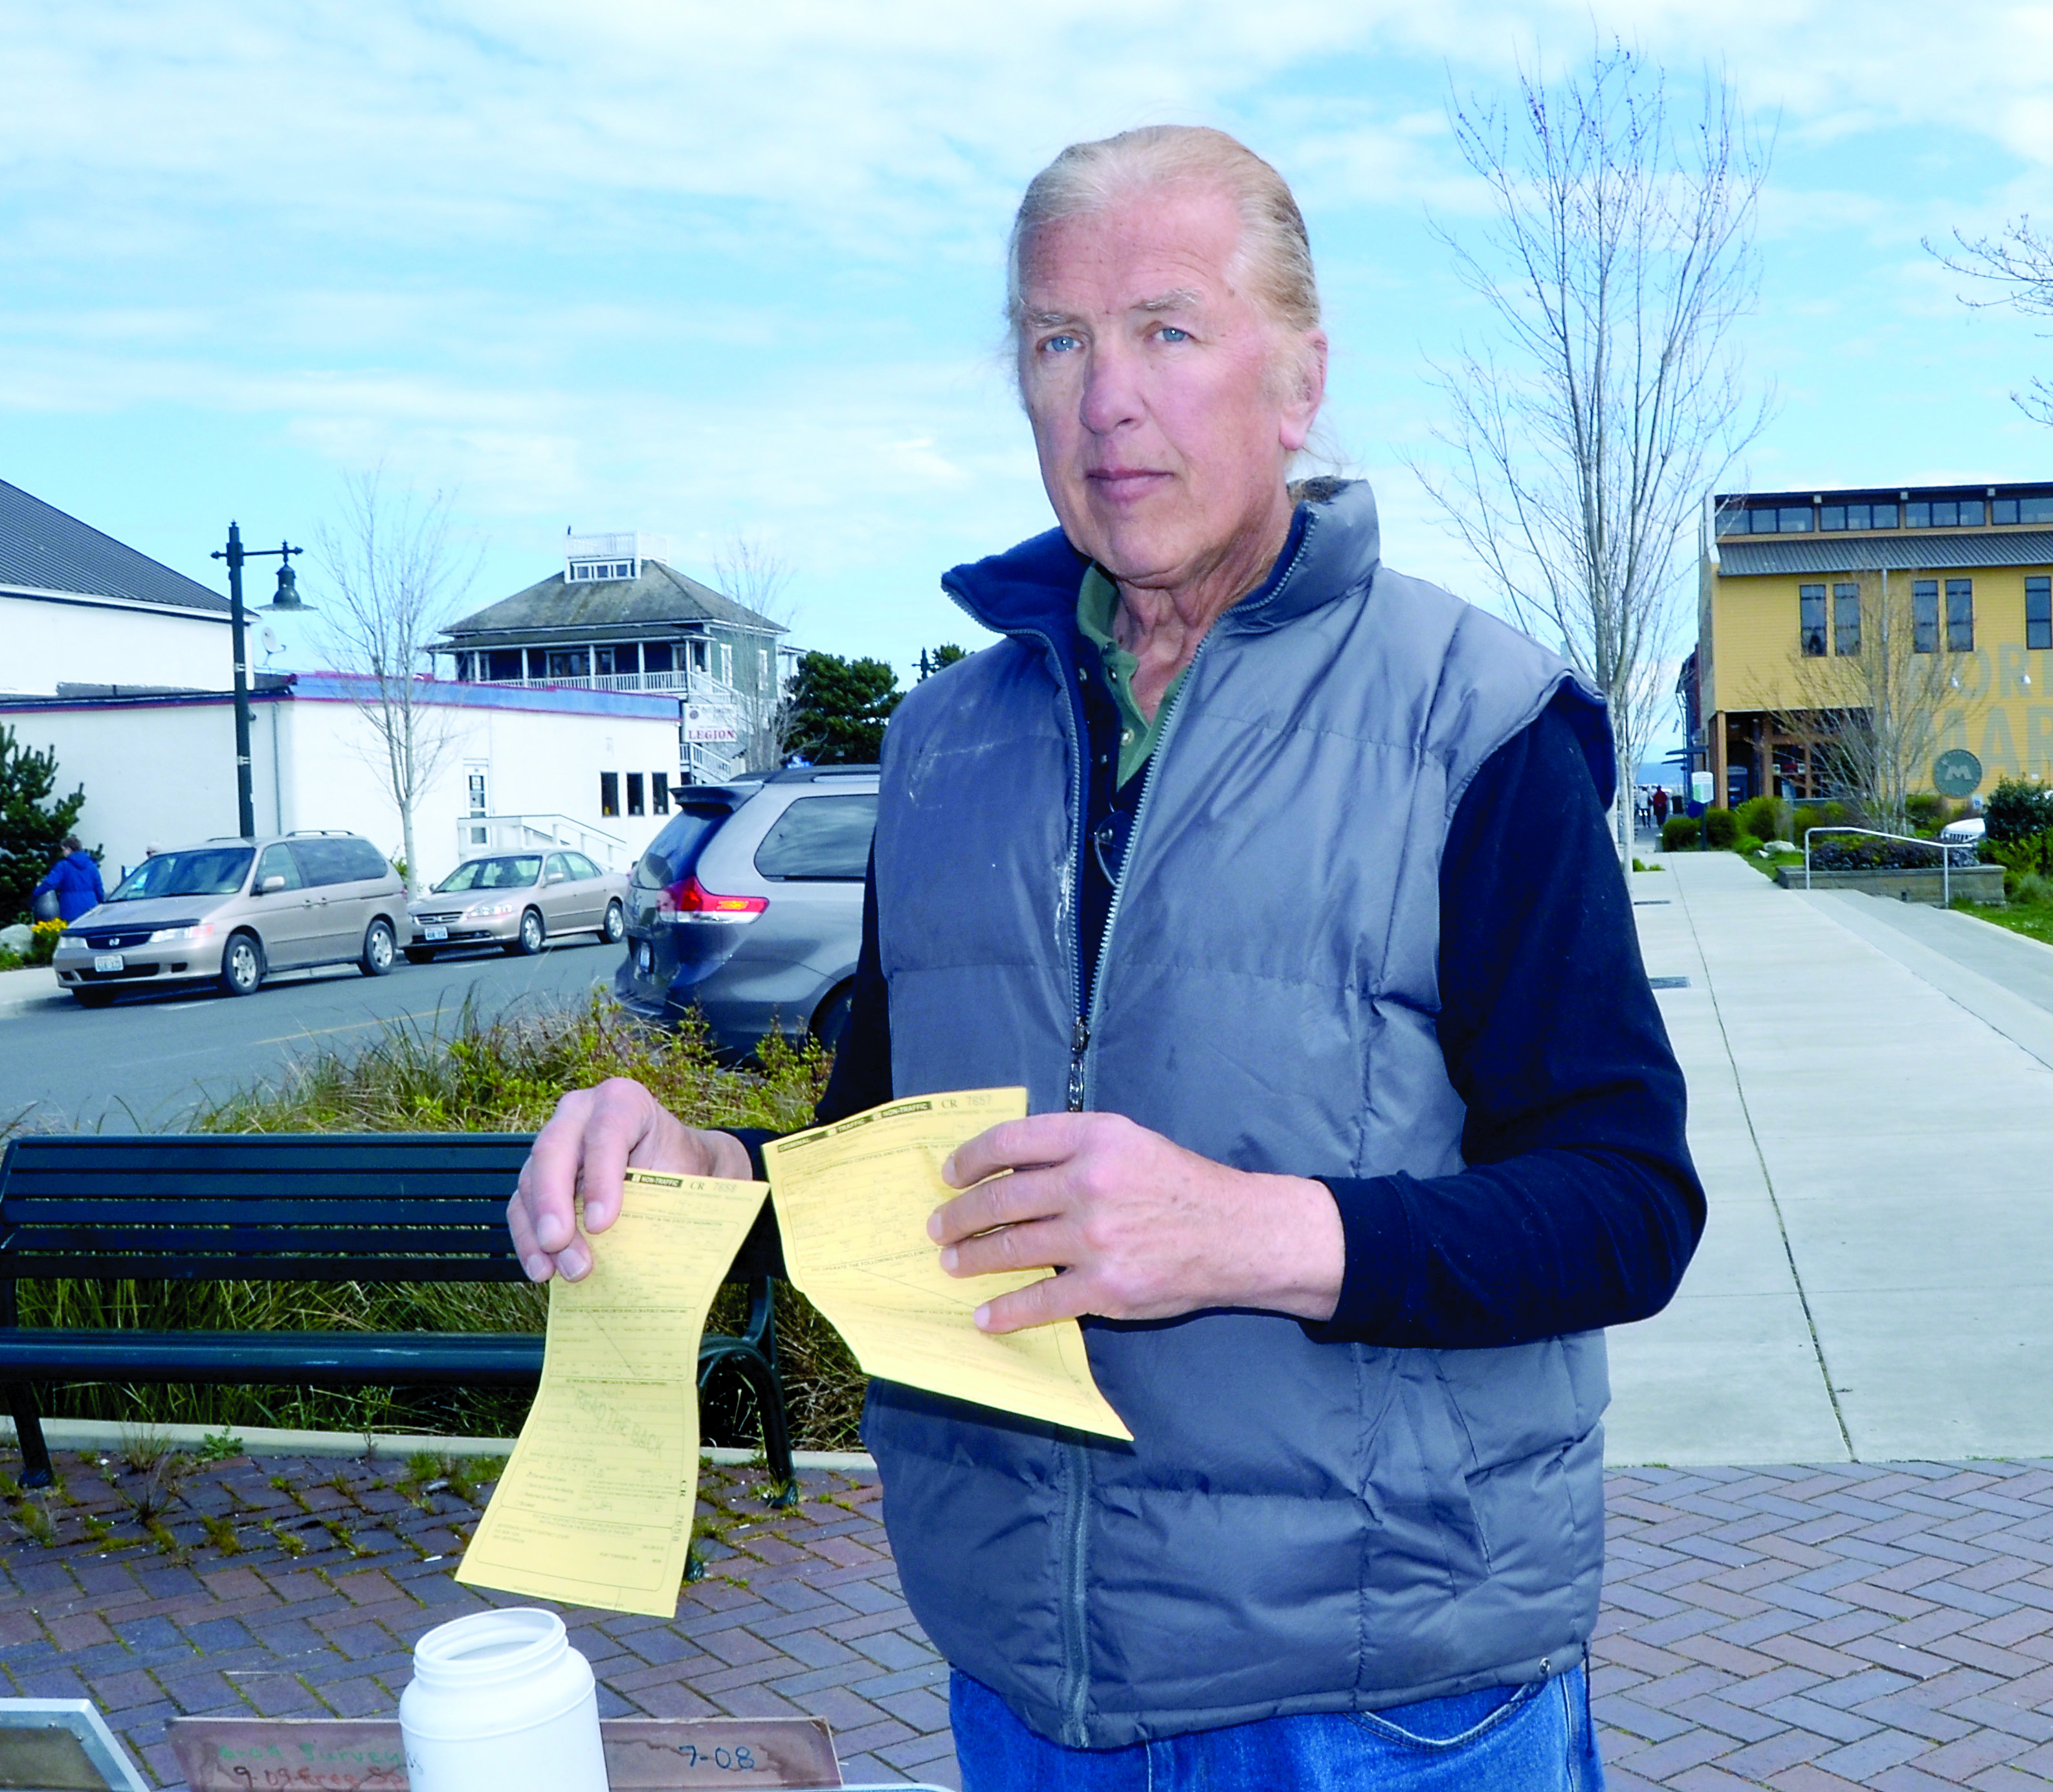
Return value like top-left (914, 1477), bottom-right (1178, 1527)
top-left (0, 1133), bottom-right (793, 1497)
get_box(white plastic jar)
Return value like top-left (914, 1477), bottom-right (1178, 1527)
top-left (399, 1607), bottom-right (608, 1792)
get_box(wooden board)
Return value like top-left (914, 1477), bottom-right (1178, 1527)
top-left (165, 1717), bottom-right (841, 1791)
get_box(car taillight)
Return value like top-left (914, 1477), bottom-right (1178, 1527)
top-left (658, 874), bottom-right (767, 923)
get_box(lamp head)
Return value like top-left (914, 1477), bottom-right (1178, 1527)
top-left (268, 558), bottom-right (309, 611)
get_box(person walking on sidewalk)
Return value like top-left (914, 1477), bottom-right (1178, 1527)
top-left (30, 835), bottom-right (104, 922)
top-left (509, 125), bottom-right (1703, 1790)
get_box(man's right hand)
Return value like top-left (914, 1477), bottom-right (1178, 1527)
top-left (508, 1076), bottom-right (753, 1282)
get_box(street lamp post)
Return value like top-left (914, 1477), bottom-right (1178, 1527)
top-left (210, 524), bottom-right (304, 839)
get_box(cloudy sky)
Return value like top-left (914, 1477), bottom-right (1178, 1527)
top-left (6, 1), bottom-right (2052, 720)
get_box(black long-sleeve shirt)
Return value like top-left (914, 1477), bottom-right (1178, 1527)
top-left (768, 695), bottom-right (1702, 1350)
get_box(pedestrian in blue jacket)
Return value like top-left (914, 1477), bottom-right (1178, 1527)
top-left (509, 126), bottom-right (1703, 1789)
top-left (31, 835), bottom-right (105, 923)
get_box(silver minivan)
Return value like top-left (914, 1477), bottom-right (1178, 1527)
top-left (52, 832), bottom-right (408, 1006)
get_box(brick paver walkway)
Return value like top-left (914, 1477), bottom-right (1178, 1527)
top-left (8, 1448), bottom-right (2053, 1788)
top-left (0, 1447), bottom-right (955, 1788)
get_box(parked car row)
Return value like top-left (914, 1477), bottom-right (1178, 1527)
top-left (51, 770), bottom-right (880, 1048)
top-left (50, 832), bottom-right (628, 1008)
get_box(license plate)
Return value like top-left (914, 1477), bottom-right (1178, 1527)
top-left (636, 942), bottom-right (653, 973)
top-left (424, 926), bottom-right (449, 941)
top-left (93, 953), bottom-right (124, 973)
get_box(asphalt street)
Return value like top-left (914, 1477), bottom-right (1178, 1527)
top-left (0, 937), bottom-right (621, 1133)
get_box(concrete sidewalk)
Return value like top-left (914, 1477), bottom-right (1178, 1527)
top-left (1610, 853), bottom-right (2053, 1467)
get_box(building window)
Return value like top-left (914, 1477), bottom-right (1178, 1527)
top-left (1833, 582), bottom-right (1861, 657)
top-left (643, 641), bottom-right (674, 673)
top-left (1907, 499), bottom-right (1986, 528)
top-left (1799, 584), bottom-right (1827, 657)
top-left (599, 771), bottom-right (619, 817)
top-left (1751, 505), bottom-right (1814, 534)
top-left (1992, 494), bottom-right (2053, 525)
top-left (568, 559), bottom-right (637, 582)
top-left (627, 773), bottom-right (645, 817)
top-left (2029, 577), bottom-right (2052, 652)
top-left (1946, 578), bottom-right (1975, 651)
top-left (1913, 579), bottom-right (1940, 653)
top-left (487, 649), bottom-right (523, 681)
top-left (757, 647), bottom-right (770, 691)
top-left (546, 648), bottom-right (589, 680)
top-left (720, 643), bottom-right (734, 685)
top-left (652, 773), bottom-right (671, 815)
top-left (594, 644), bottom-right (639, 677)
top-left (467, 771), bottom-right (487, 816)
top-left (1819, 502), bottom-right (1900, 531)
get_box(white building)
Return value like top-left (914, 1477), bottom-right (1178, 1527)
top-left (0, 675), bottom-right (683, 888)
top-left (0, 476), bottom-right (232, 695)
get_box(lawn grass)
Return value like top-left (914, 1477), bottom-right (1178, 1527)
top-left (13, 992), bottom-right (874, 1450)
top-left (1955, 900), bottom-right (2053, 948)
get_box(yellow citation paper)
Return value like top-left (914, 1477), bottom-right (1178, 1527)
top-left (764, 1089), bottom-right (1131, 1441)
top-left (457, 1168), bottom-right (768, 1617)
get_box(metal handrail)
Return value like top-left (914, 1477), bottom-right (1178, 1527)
top-left (1801, 824), bottom-right (1968, 907)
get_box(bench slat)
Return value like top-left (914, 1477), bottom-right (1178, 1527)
top-left (0, 1232), bottom-right (521, 1256)
top-left (1, 1254), bottom-right (534, 1283)
top-left (8, 1203), bottom-right (518, 1228)
top-left (4, 1178), bottom-right (521, 1203)
top-left (0, 1327), bottom-right (544, 1382)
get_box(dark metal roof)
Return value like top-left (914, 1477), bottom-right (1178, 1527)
top-left (0, 476), bottom-right (228, 613)
top-left (1717, 533), bottom-right (2053, 576)
top-left (441, 560), bottom-right (784, 644)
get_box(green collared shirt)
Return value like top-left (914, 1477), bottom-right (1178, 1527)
top-left (1077, 566), bottom-right (1190, 787)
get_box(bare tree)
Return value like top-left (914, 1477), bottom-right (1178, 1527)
top-left (1411, 43), bottom-right (1771, 853)
top-left (713, 534), bottom-right (797, 773)
top-left (315, 472), bottom-right (480, 894)
top-left (1928, 216), bottom-right (2053, 425)
top-left (1774, 571), bottom-right (1955, 835)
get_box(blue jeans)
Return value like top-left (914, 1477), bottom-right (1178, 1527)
top-left (951, 1665), bottom-right (1604, 1791)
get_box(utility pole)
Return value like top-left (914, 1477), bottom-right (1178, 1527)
top-left (211, 524), bottom-right (304, 839)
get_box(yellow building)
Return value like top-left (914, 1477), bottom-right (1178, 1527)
top-left (1690, 481), bottom-right (2053, 806)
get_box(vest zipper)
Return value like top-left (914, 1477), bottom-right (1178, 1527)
top-left (1079, 634), bottom-right (1210, 1098)
top-left (1059, 630), bottom-right (1213, 1747)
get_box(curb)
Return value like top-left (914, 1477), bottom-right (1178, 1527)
top-left (0, 1415), bottom-right (877, 1472)
top-left (0, 967), bottom-right (62, 1016)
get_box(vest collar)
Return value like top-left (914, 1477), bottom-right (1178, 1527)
top-left (942, 478), bottom-right (1383, 645)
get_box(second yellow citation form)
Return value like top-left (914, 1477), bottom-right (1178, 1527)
top-left (765, 1087), bottom-right (1131, 1441)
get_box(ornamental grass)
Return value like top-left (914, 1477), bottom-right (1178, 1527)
top-left (12, 993), bottom-right (870, 1450)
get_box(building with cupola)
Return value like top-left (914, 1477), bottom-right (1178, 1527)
top-left (436, 533), bottom-right (788, 786)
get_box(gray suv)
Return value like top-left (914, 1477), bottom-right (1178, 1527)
top-left (52, 832), bottom-right (408, 1006)
top-left (614, 768), bottom-right (876, 1056)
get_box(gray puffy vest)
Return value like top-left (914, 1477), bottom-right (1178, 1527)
top-left (867, 480), bottom-right (1614, 1749)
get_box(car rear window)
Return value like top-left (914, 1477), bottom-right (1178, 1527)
top-left (108, 846), bottom-right (254, 900)
top-left (753, 794), bottom-right (876, 881)
top-left (293, 837), bottom-right (390, 886)
top-left (634, 804), bottom-right (734, 889)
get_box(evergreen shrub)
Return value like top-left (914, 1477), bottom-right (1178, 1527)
top-left (1660, 815), bottom-right (1701, 851)
top-left (1702, 808), bottom-right (1740, 849)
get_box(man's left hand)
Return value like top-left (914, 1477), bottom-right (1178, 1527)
top-left (931, 1112), bottom-right (1344, 1333)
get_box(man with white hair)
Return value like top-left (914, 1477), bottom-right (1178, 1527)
top-left (512, 126), bottom-right (1700, 1787)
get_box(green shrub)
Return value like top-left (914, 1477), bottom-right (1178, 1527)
top-left (1735, 795), bottom-right (1790, 845)
top-left (1661, 815), bottom-right (1701, 852)
top-left (1702, 808), bottom-right (1740, 849)
top-left (1904, 792), bottom-right (1947, 832)
top-left (1986, 776), bottom-right (2053, 876)
top-left (1792, 800), bottom-right (1854, 846)
top-left (13, 993), bottom-right (873, 1450)
top-left (2014, 872), bottom-right (2053, 908)
top-left (1733, 832), bottom-right (1763, 857)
